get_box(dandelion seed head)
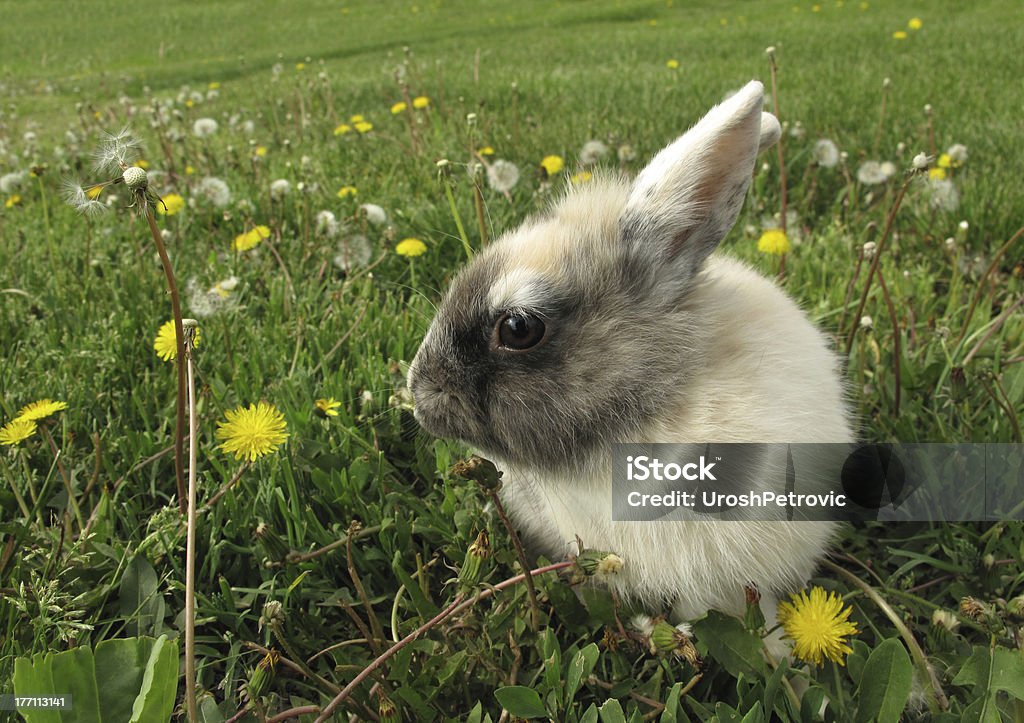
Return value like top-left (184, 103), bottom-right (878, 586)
top-left (122, 165), bottom-right (148, 191)
top-left (196, 176), bottom-right (231, 207)
top-left (359, 203), bottom-right (387, 225)
top-left (579, 139), bottom-right (609, 166)
top-left (0, 171), bottom-right (26, 193)
top-left (269, 178), bottom-right (291, 200)
top-left (856, 160), bottom-right (887, 185)
top-left (487, 159), bottom-right (520, 193)
top-left (315, 209), bottom-right (339, 237)
top-left (912, 152), bottom-right (932, 170)
top-left (812, 139), bottom-right (840, 168)
top-left (334, 234), bottom-right (373, 271)
top-left (947, 143), bottom-right (968, 165)
top-left (929, 178), bottom-right (960, 211)
top-left (93, 126), bottom-right (142, 174)
top-left (62, 179), bottom-right (106, 216)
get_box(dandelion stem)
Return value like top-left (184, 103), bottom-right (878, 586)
top-left (443, 181), bottom-right (473, 260)
top-left (844, 176), bottom-right (912, 357)
top-left (144, 204), bottom-right (188, 514)
top-left (822, 559), bottom-right (948, 713)
top-left (183, 329), bottom-right (199, 723)
top-left (485, 488), bottom-right (541, 632)
top-left (203, 461), bottom-right (252, 510)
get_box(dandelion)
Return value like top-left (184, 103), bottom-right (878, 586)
top-left (295, 62), bottom-right (305, 71)
top-left (192, 118), bottom-right (219, 138)
top-left (929, 178), bottom-right (960, 211)
top-left (579, 140), bottom-right (609, 166)
top-left (879, 161), bottom-right (897, 180)
top-left (154, 319), bottom-right (201, 361)
top-left (860, 315), bottom-right (874, 330)
top-left (812, 139), bottom-right (840, 168)
top-left (596, 553), bottom-right (623, 575)
top-left (947, 143), bottom-right (968, 166)
top-left (92, 127), bottom-right (143, 174)
top-left (390, 101), bottom-right (407, 114)
top-left (618, 144), bottom-right (637, 163)
top-left (892, 30), bottom-right (908, 39)
top-left (254, 146), bottom-right (268, 157)
top-left (908, 17), bottom-right (923, 29)
top-left (666, 59), bottom-right (680, 69)
top-left (269, 179), bottom-right (291, 200)
top-left (929, 167), bottom-right (947, 181)
top-left (216, 402), bottom-right (289, 461)
top-left (937, 153), bottom-right (952, 169)
top-left (334, 234), bottom-right (373, 271)
top-left (0, 418), bottom-right (37, 446)
top-left (334, 124), bottom-right (352, 136)
top-left (134, 159), bottom-right (150, 170)
top-left (359, 203), bottom-right (387, 225)
top-left (157, 193), bottom-right (185, 216)
top-left (487, 160), bottom-right (520, 193)
top-left (912, 152), bottom-right (932, 170)
top-left (856, 160), bottom-right (889, 185)
top-left (314, 398), bottom-right (342, 417)
top-left (396, 238), bottom-right (427, 257)
top-left (757, 228), bottom-right (791, 255)
top-left (233, 225), bottom-right (271, 252)
top-left (15, 399), bottom-right (68, 422)
top-left (477, 146), bottom-right (495, 156)
top-left (540, 155), bottom-right (564, 176)
top-left (777, 587), bottom-right (858, 667)
top-left (412, 96), bottom-right (430, 109)
top-left (350, 114), bottom-right (365, 123)
top-left (0, 171), bottom-right (26, 194)
top-left (5, 195), bottom-right (22, 208)
top-left (315, 210), bottom-right (339, 237)
top-left (354, 121), bottom-right (373, 133)
top-left (570, 171), bottom-right (593, 184)
top-left (196, 177), bottom-right (231, 207)
top-left (931, 609), bottom-right (960, 632)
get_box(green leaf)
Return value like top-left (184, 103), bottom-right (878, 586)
top-left (494, 686), bottom-right (548, 718)
top-left (800, 686), bottom-right (825, 723)
top-left (598, 698), bottom-right (627, 723)
top-left (566, 643), bottom-right (600, 703)
top-left (692, 612), bottom-right (766, 677)
top-left (580, 704), bottom-right (599, 723)
top-left (712, 702), bottom-right (743, 722)
top-left (119, 555), bottom-right (163, 637)
top-left (659, 681), bottom-right (685, 723)
top-left (740, 701), bottom-right (766, 723)
top-left (953, 645), bottom-right (1024, 721)
top-left (128, 635), bottom-right (179, 723)
top-left (855, 638), bottom-right (913, 723)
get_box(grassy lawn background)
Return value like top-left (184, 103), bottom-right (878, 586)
top-left (1, 0), bottom-right (1022, 720)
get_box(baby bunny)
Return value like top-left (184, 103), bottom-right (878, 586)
top-left (408, 81), bottom-right (852, 623)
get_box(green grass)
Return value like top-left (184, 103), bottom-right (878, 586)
top-left (1, 0), bottom-right (1023, 720)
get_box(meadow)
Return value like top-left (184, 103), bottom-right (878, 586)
top-left (1, 0), bottom-right (1023, 720)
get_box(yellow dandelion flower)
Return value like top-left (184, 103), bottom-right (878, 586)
top-left (929, 167), bottom-right (947, 181)
top-left (350, 114), bottom-right (365, 123)
top-left (5, 195), bottom-right (21, 208)
top-left (135, 159), bottom-right (150, 170)
top-left (477, 146), bottom-right (495, 156)
top-left (540, 155), bottom-right (565, 176)
top-left (570, 171), bottom-right (593, 184)
top-left (812, 4), bottom-right (821, 11)
top-left (315, 398), bottom-right (342, 417)
top-left (892, 30), bottom-right (908, 39)
top-left (666, 59), bottom-right (680, 69)
top-left (354, 121), bottom-right (373, 133)
top-left (208, 81), bottom-right (221, 90)
top-left (396, 238), bottom-right (427, 257)
top-left (337, 186), bottom-right (358, 199)
top-left (333, 124), bottom-right (352, 136)
top-left (185, 165), bottom-right (196, 175)
top-left (86, 185), bottom-right (104, 199)
top-left (255, 146), bottom-right (268, 157)
top-left (859, 1), bottom-right (869, 9)
top-left (15, 399), bottom-right (68, 422)
top-left (185, 99), bottom-right (195, 109)
top-left (778, 587), bottom-right (858, 667)
top-left (295, 62), bottom-right (306, 71)
top-left (412, 96), bottom-right (430, 109)
top-left (649, 19), bottom-right (658, 26)
top-left (391, 101), bottom-right (408, 114)
top-left (937, 153), bottom-right (952, 169)
top-left (757, 228), bottom-right (791, 255)
top-left (216, 401), bottom-right (289, 461)
top-left (157, 193), bottom-right (185, 216)
top-left (233, 225), bottom-right (271, 252)
top-left (908, 17), bottom-right (922, 30)
top-left (0, 418), bottom-right (37, 446)
top-left (153, 320), bottom-right (201, 362)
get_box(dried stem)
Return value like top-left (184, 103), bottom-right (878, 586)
top-left (203, 461), bottom-right (252, 510)
top-left (953, 225), bottom-right (1023, 349)
top-left (184, 327), bottom-right (199, 722)
top-left (485, 489), bottom-right (541, 631)
top-left (961, 295), bottom-right (1024, 367)
top-left (144, 204), bottom-right (187, 513)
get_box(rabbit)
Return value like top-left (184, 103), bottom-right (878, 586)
top-left (407, 80), bottom-right (853, 626)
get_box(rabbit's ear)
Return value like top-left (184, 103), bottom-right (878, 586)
top-left (620, 81), bottom-right (766, 291)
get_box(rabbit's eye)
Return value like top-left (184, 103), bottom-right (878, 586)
top-left (496, 313), bottom-right (546, 351)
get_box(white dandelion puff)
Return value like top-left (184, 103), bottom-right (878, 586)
top-left (947, 143), bottom-right (968, 164)
top-left (579, 139), bottom-right (609, 166)
top-left (812, 139), bottom-right (840, 168)
top-left (196, 176), bottom-right (231, 207)
top-left (487, 159), bottom-right (521, 193)
top-left (92, 126), bottom-right (142, 174)
top-left (880, 161), bottom-right (897, 180)
top-left (359, 203), bottom-right (387, 226)
top-left (0, 171), bottom-right (26, 193)
top-left (856, 161), bottom-right (888, 185)
top-left (929, 178), bottom-right (960, 211)
top-left (333, 234), bottom-right (372, 271)
top-left (269, 178), bottom-right (291, 200)
top-left (316, 210), bottom-right (339, 237)
top-left (617, 144), bottom-right (637, 163)
top-left (912, 152), bottom-right (932, 171)
top-left (192, 117), bottom-right (219, 138)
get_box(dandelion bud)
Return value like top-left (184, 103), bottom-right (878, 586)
top-left (959, 596), bottom-right (986, 622)
top-left (377, 690), bottom-right (399, 723)
top-left (1007, 595), bottom-right (1024, 617)
top-left (982, 553), bottom-right (995, 569)
top-left (650, 620), bottom-right (680, 653)
top-left (255, 521), bottom-right (289, 561)
top-left (122, 165), bottom-right (148, 191)
top-left (950, 366), bottom-right (967, 401)
top-left (931, 609), bottom-right (960, 631)
top-left (649, 621), bottom-right (701, 665)
top-left (575, 549), bottom-right (622, 577)
top-left (245, 649), bottom-right (280, 702)
top-left (458, 530), bottom-right (491, 591)
top-left (912, 152), bottom-right (931, 170)
top-left (259, 600), bottom-right (285, 632)
top-left (451, 455), bottom-right (503, 491)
